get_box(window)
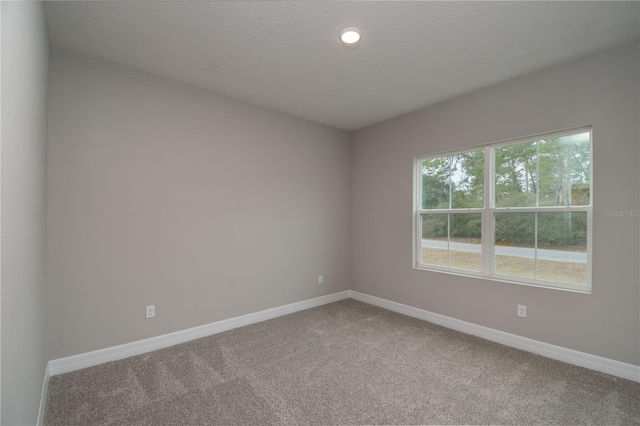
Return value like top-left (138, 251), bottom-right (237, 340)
top-left (414, 128), bottom-right (592, 292)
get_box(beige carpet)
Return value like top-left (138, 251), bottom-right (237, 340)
top-left (45, 299), bottom-right (640, 425)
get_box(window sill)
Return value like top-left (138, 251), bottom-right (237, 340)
top-left (413, 264), bottom-right (592, 294)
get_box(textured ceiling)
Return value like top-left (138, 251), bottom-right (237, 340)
top-left (45, 1), bottom-right (640, 131)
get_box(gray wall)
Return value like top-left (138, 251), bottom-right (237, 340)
top-left (46, 49), bottom-right (351, 359)
top-left (351, 42), bottom-right (640, 365)
top-left (1, 2), bottom-right (50, 424)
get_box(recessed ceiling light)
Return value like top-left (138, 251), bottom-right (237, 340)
top-left (340, 27), bottom-right (361, 45)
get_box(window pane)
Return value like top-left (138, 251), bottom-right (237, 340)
top-left (495, 142), bottom-right (537, 207)
top-left (449, 213), bottom-right (482, 271)
top-left (422, 150), bottom-right (484, 210)
top-left (494, 213), bottom-right (536, 278)
top-left (421, 213), bottom-right (481, 271)
top-left (450, 151), bottom-right (485, 209)
top-left (495, 212), bottom-right (588, 284)
top-left (421, 214), bottom-right (448, 266)
top-left (422, 157), bottom-right (451, 209)
top-left (538, 132), bottom-right (590, 206)
top-left (536, 212), bottom-right (587, 284)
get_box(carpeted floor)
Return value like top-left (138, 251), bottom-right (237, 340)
top-left (45, 299), bottom-right (640, 425)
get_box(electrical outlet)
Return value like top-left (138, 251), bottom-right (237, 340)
top-left (318, 275), bottom-right (324, 284)
top-left (517, 305), bottom-right (526, 318)
top-left (146, 305), bottom-right (155, 319)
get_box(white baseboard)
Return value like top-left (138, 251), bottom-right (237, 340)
top-left (37, 362), bottom-right (51, 426)
top-left (350, 291), bottom-right (640, 382)
top-left (47, 290), bottom-right (350, 377)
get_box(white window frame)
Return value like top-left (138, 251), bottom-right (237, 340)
top-left (413, 127), bottom-right (593, 293)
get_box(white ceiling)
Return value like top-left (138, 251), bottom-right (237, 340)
top-left (45, 1), bottom-right (640, 131)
